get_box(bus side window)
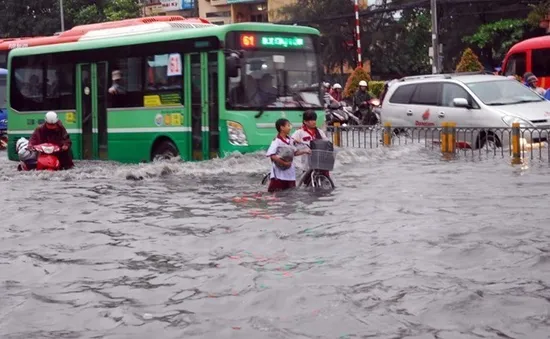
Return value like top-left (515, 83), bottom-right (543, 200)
top-left (144, 53), bottom-right (183, 106)
top-left (108, 57), bottom-right (143, 109)
top-left (10, 55), bottom-right (75, 112)
top-left (10, 58), bottom-right (44, 111)
top-left (46, 63), bottom-right (75, 110)
top-left (532, 48), bottom-right (550, 77)
top-left (504, 53), bottom-right (526, 76)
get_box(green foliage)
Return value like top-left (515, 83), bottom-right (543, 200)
top-left (370, 8), bottom-right (431, 76)
top-left (527, 1), bottom-right (550, 27)
top-left (455, 48), bottom-right (483, 73)
top-left (369, 81), bottom-right (385, 98)
top-left (70, 0), bottom-right (141, 25)
top-left (0, 0), bottom-right (141, 37)
top-left (463, 19), bottom-right (528, 61)
top-left (343, 66), bottom-right (370, 98)
top-left (104, 0), bottom-right (141, 22)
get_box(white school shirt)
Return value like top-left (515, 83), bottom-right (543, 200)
top-left (291, 127), bottom-right (328, 170)
top-left (266, 135), bottom-right (296, 181)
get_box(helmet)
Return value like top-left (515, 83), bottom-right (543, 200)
top-left (303, 110), bottom-right (317, 122)
top-left (45, 111), bottom-right (58, 124)
top-left (16, 137), bottom-right (28, 152)
top-left (333, 83), bottom-right (342, 89)
top-left (359, 80), bottom-right (368, 87)
top-left (275, 146), bottom-right (294, 170)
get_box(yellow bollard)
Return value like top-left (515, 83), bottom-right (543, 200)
top-left (383, 122), bottom-right (392, 146)
top-left (511, 122), bottom-right (522, 165)
top-left (333, 121), bottom-right (341, 147)
top-left (447, 122), bottom-right (456, 154)
top-left (441, 122), bottom-right (449, 154)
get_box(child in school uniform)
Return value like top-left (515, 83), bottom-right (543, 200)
top-left (291, 110), bottom-right (331, 186)
top-left (266, 118), bottom-right (311, 192)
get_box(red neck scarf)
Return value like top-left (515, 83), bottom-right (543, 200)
top-left (277, 134), bottom-right (290, 145)
top-left (302, 124), bottom-right (317, 139)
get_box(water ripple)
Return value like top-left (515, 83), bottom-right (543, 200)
top-left (1, 146), bottom-right (550, 338)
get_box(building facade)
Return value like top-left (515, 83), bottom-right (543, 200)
top-left (141, 0), bottom-right (295, 24)
top-left (141, 0), bottom-right (370, 25)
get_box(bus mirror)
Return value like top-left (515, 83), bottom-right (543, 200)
top-left (226, 53), bottom-right (241, 78)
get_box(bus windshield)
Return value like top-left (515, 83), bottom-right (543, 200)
top-left (227, 34), bottom-right (321, 109)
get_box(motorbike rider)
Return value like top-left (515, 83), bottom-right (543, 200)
top-left (323, 83), bottom-right (338, 106)
top-left (523, 72), bottom-right (546, 96)
top-left (330, 83), bottom-right (343, 102)
top-left (291, 110), bottom-right (330, 185)
top-left (353, 80), bottom-right (377, 124)
top-left (16, 137), bottom-right (37, 171)
top-left (352, 80), bottom-right (371, 111)
top-left (28, 111), bottom-right (74, 170)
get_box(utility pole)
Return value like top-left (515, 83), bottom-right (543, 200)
top-left (60, 0), bottom-right (65, 31)
top-left (354, 0), bottom-right (362, 67)
top-left (430, 0), bottom-right (439, 74)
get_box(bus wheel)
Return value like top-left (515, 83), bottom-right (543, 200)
top-left (152, 141), bottom-right (179, 162)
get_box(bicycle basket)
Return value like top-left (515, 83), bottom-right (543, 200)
top-left (308, 149), bottom-right (335, 171)
top-left (310, 139), bottom-right (334, 151)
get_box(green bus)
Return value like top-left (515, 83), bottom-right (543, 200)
top-left (6, 21), bottom-right (323, 163)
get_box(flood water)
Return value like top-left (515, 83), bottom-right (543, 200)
top-left (0, 145), bottom-right (549, 339)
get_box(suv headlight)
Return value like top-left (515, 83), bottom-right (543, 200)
top-left (227, 121), bottom-right (248, 146)
top-left (502, 116), bottom-right (533, 127)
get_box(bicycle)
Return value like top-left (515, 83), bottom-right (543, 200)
top-left (261, 140), bottom-right (336, 191)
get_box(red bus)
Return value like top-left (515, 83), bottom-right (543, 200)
top-left (502, 36), bottom-right (550, 89)
top-left (0, 16), bottom-right (203, 68)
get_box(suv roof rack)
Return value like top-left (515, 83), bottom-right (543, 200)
top-left (398, 71), bottom-right (492, 82)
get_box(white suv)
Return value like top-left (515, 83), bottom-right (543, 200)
top-left (380, 74), bottom-right (550, 148)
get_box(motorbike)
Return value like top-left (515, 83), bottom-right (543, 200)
top-left (368, 98), bottom-right (382, 125)
top-left (348, 99), bottom-right (381, 126)
top-left (18, 143), bottom-right (61, 171)
top-left (340, 102), bottom-right (361, 125)
top-left (325, 101), bottom-right (360, 126)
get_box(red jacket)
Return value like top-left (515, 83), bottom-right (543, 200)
top-left (28, 121), bottom-right (72, 149)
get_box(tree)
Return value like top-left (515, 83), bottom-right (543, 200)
top-left (277, 0), bottom-right (538, 76)
top-left (463, 19), bottom-right (529, 67)
top-left (370, 8), bottom-right (431, 76)
top-left (69, 0), bottom-right (141, 26)
top-left (343, 66), bottom-right (370, 99)
top-left (455, 48), bottom-right (483, 73)
top-left (527, 1), bottom-right (550, 27)
top-left (0, 0), bottom-right (60, 37)
top-left (0, 0), bottom-right (141, 37)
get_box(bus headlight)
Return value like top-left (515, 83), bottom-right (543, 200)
top-left (227, 121), bottom-right (248, 146)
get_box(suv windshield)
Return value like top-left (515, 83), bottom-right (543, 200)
top-left (226, 34), bottom-right (321, 109)
top-left (466, 79), bottom-right (544, 106)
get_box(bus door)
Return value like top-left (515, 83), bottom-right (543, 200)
top-left (189, 52), bottom-right (219, 160)
top-left (76, 62), bottom-right (109, 160)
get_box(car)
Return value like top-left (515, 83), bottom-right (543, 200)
top-left (380, 73), bottom-right (550, 149)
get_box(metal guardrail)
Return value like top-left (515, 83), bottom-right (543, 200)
top-left (326, 122), bottom-right (550, 163)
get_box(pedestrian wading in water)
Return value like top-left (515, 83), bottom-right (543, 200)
top-left (265, 118), bottom-right (311, 192)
